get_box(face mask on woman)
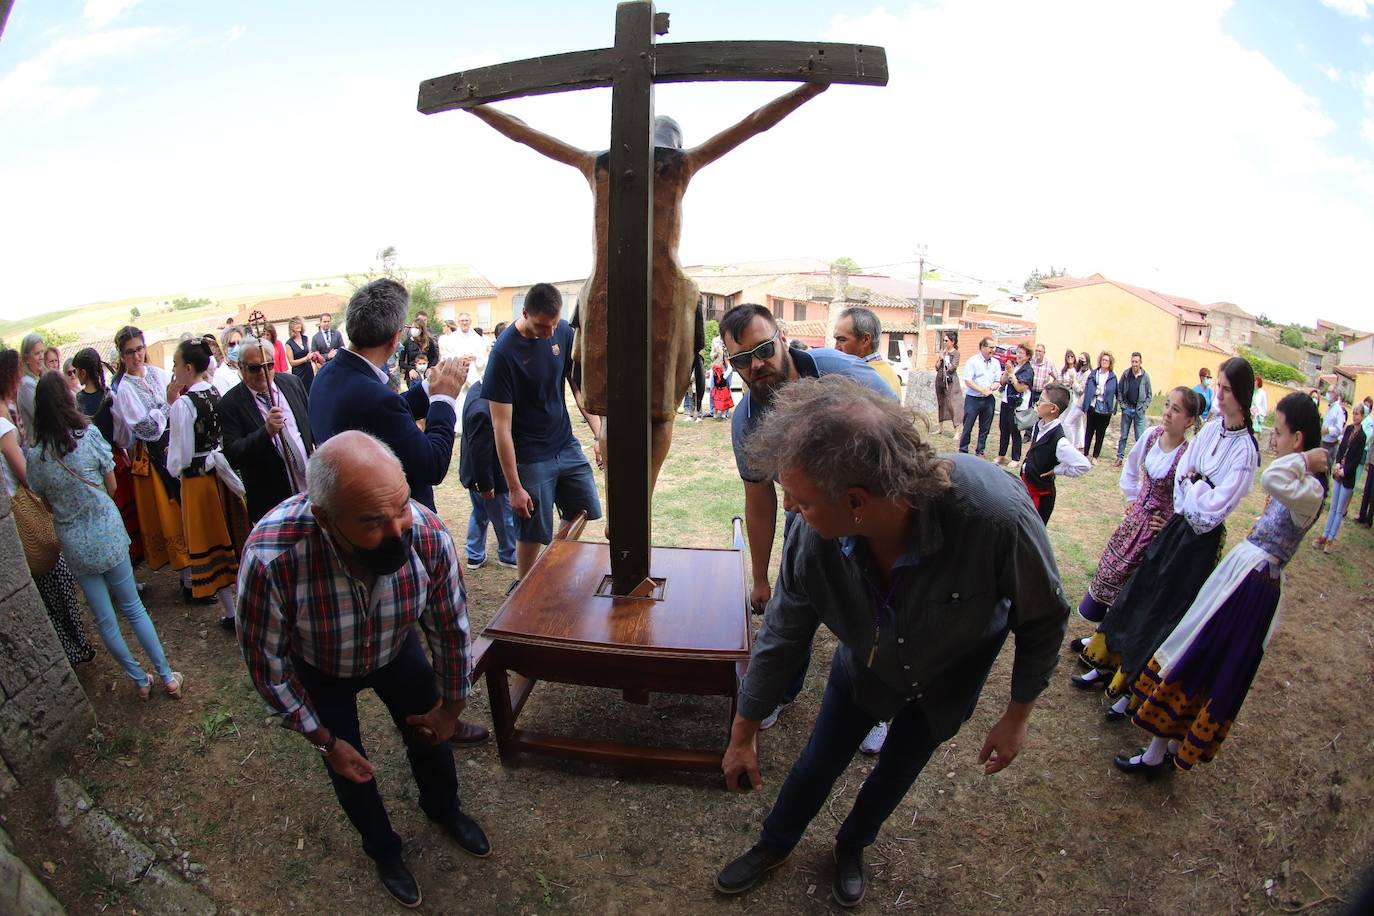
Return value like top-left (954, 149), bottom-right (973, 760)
top-left (409, 327), bottom-right (420, 338)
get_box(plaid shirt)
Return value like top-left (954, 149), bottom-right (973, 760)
top-left (1030, 358), bottom-right (1058, 393)
top-left (236, 493), bottom-right (471, 735)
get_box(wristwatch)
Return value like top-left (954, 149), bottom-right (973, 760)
top-left (311, 733), bottom-right (337, 756)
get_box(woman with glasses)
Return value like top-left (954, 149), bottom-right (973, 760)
top-left (111, 325), bottom-right (193, 593)
top-left (167, 337), bottom-right (247, 628)
top-left (1, 349), bottom-right (95, 666)
top-left (61, 357), bottom-right (80, 393)
top-left (73, 347), bottom-right (144, 566)
top-left (1081, 351), bottom-right (1118, 462)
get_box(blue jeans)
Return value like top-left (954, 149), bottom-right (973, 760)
top-left (1323, 481), bottom-right (1355, 541)
top-left (76, 558), bottom-right (172, 685)
top-left (466, 490), bottom-right (518, 565)
top-left (1117, 406), bottom-right (1147, 459)
top-left (958, 394), bottom-right (995, 455)
top-left (760, 648), bottom-right (940, 852)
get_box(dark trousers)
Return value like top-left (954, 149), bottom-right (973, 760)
top-left (958, 395), bottom-right (995, 456)
top-left (1358, 466), bottom-right (1374, 524)
top-left (760, 649), bottom-right (939, 852)
top-left (1085, 409), bottom-right (1111, 458)
top-left (294, 629), bottom-right (460, 864)
top-left (997, 401), bottom-right (1023, 460)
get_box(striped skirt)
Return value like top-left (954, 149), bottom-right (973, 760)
top-left (130, 441), bottom-right (189, 572)
top-left (180, 474), bottom-right (246, 598)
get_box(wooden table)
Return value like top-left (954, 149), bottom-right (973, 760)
top-left (475, 537), bottom-right (751, 773)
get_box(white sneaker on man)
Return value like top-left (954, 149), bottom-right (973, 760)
top-left (759, 703), bottom-right (787, 730)
top-left (859, 722), bottom-right (889, 755)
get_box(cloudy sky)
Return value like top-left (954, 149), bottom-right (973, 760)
top-left (1, 0), bottom-right (1371, 327)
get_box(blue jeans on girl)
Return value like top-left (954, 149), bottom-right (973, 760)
top-left (75, 558), bottom-right (172, 685)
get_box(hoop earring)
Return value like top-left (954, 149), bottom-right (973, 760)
top-left (853, 516), bottom-right (861, 525)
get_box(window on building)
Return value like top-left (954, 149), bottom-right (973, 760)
top-left (512, 294), bottom-right (526, 323)
top-left (887, 335), bottom-right (903, 361)
top-left (948, 299), bottom-right (964, 318)
top-left (476, 301), bottom-right (492, 327)
top-left (794, 301), bottom-right (807, 321)
top-left (725, 295), bottom-right (735, 310)
top-left (923, 299), bottom-right (943, 325)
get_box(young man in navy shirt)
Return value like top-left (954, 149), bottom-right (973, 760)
top-left (484, 283), bottom-right (603, 577)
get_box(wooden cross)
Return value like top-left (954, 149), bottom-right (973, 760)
top-left (418, 2), bottom-right (887, 595)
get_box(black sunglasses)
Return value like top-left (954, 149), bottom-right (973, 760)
top-left (726, 331), bottom-right (779, 370)
top-left (241, 363), bottom-right (272, 375)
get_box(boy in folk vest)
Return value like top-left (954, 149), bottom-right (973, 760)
top-left (1021, 383), bottom-right (1090, 524)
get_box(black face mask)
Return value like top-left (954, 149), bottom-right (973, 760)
top-left (337, 525), bottom-right (414, 577)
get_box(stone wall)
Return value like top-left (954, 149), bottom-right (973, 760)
top-left (0, 494), bottom-right (95, 784)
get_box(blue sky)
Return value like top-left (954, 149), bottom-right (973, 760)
top-left (2, 0), bottom-right (1372, 327)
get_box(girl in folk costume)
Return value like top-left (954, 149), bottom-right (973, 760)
top-left (72, 347), bottom-right (144, 566)
top-left (111, 325), bottom-right (194, 591)
top-left (1115, 393), bottom-right (1329, 778)
top-left (1083, 357), bottom-right (1260, 715)
top-left (711, 357), bottom-right (735, 420)
top-left (1070, 387), bottom-right (1202, 689)
top-left (167, 338), bottom-right (249, 629)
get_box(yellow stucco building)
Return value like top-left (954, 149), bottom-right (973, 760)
top-left (1036, 274), bottom-right (1235, 397)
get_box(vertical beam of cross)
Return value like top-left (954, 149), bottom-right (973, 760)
top-left (605, 1), bottom-right (656, 595)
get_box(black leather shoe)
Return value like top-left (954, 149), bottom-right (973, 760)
top-left (434, 810), bottom-right (491, 858)
top-left (218, 615), bottom-right (236, 632)
top-left (832, 845), bottom-right (866, 908)
top-left (448, 719), bottom-right (490, 745)
top-left (1104, 706), bottom-right (1127, 722)
top-left (1113, 748), bottom-right (1172, 781)
top-left (713, 843), bottom-right (790, 895)
top-left (1068, 635), bottom-right (1089, 655)
top-left (1070, 671), bottom-right (1101, 690)
top-left (376, 858), bottom-right (422, 908)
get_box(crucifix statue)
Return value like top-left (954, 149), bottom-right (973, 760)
top-left (419, 1), bottom-right (886, 594)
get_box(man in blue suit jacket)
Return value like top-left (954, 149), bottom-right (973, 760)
top-left (309, 278), bottom-right (468, 513)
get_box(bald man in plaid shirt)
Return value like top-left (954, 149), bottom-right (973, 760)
top-left (236, 431), bottom-right (488, 908)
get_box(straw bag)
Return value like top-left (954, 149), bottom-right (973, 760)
top-left (11, 485), bottom-right (59, 578)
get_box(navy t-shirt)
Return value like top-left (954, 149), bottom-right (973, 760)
top-left (482, 320), bottom-right (576, 464)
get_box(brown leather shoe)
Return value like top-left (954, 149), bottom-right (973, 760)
top-left (448, 719), bottom-right (490, 745)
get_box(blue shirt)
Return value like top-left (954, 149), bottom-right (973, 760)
top-left (482, 320), bottom-right (576, 464)
top-left (732, 347), bottom-right (897, 483)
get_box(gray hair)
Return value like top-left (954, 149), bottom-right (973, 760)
top-left (20, 332), bottom-right (43, 360)
top-left (346, 278), bottom-right (409, 347)
top-left (219, 325), bottom-right (243, 348)
top-left (236, 335), bottom-right (274, 362)
top-left (743, 376), bottom-right (952, 506)
top-left (838, 307), bottom-right (881, 354)
top-left (307, 431), bottom-right (403, 515)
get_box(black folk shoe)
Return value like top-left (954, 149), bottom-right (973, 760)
top-left (832, 845), bottom-right (866, 907)
top-left (713, 844), bottom-right (790, 895)
top-left (1113, 748), bottom-right (1173, 782)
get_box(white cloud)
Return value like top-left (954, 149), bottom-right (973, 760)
top-left (83, 0), bottom-right (142, 29)
top-left (1363, 33), bottom-right (1374, 46)
top-left (0, 26), bottom-right (175, 117)
top-left (225, 25), bottom-right (245, 44)
top-left (1320, 0), bottom-right (1371, 18)
top-left (1322, 65), bottom-right (1341, 81)
top-left (1364, 117), bottom-right (1374, 146)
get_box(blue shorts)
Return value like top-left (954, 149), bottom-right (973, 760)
top-left (515, 440), bottom-right (603, 545)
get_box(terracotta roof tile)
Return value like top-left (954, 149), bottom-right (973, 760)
top-left (238, 293), bottom-right (346, 325)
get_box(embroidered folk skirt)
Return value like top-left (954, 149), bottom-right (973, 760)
top-left (112, 447), bottom-right (144, 566)
top-left (1088, 498), bottom-right (1173, 608)
top-left (1130, 566), bottom-right (1279, 769)
top-left (1084, 515), bottom-right (1224, 696)
top-left (180, 474), bottom-right (244, 598)
top-left (130, 441), bottom-right (189, 572)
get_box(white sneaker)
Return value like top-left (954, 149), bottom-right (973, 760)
top-left (859, 722), bottom-right (889, 755)
top-left (496, 559), bottom-right (518, 570)
top-left (465, 557), bottom-right (486, 570)
top-left (759, 704), bottom-right (786, 730)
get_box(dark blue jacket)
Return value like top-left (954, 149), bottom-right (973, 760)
top-left (458, 381), bottom-right (507, 495)
top-left (308, 349), bottom-right (456, 511)
top-left (1082, 369), bottom-right (1118, 416)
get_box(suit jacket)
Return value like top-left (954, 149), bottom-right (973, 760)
top-left (308, 349), bottom-right (456, 511)
top-left (219, 372), bottom-right (314, 524)
top-left (459, 381), bottom-right (507, 495)
top-left (311, 328), bottom-right (344, 358)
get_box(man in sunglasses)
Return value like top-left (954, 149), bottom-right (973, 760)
top-left (721, 303), bottom-right (897, 730)
top-left (219, 335), bottom-right (314, 525)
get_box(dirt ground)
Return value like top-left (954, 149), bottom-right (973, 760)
top-left (4, 412), bottom-right (1373, 914)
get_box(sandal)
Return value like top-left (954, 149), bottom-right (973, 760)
top-left (164, 672), bottom-right (185, 700)
top-left (136, 674), bottom-right (153, 701)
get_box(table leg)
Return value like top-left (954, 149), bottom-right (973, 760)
top-left (486, 664), bottom-right (517, 765)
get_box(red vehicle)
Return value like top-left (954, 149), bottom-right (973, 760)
top-left (991, 344), bottom-right (1018, 367)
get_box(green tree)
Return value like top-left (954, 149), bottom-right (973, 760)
top-left (171, 296), bottom-right (211, 311)
top-left (700, 319), bottom-right (719, 363)
top-left (408, 280), bottom-right (439, 330)
top-left (130, 306), bottom-right (141, 319)
top-left (347, 245), bottom-right (406, 291)
top-left (1238, 348), bottom-right (1306, 385)
top-left (1024, 265), bottom-right (1068, 292)
top-left (831, 256), bottom-right (861, 273)
top-left (1278, 326), bottom-right (1305, 348)
top-left (1257, 313), bottom-right (1274, 327)
top-left (1323, 332), bottom-right (1343, 353)
top-left (32, 326), bottom-right (78, 347)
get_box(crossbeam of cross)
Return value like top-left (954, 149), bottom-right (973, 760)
top-left (418, 3), bottom-right (887, 595)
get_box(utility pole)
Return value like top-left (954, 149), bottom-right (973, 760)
top-left (903, 243), bottom-right (936, 413)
